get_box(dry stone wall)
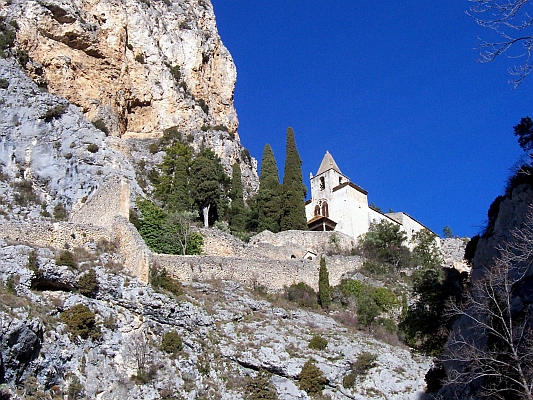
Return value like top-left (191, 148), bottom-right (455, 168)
top-left (70, 175), bottom-right (130, 229)
top-left (0, 220), bottom-right (111, 251)
top-left (155, 253), bottom-right (363, 292)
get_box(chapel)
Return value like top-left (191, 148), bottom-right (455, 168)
top-left (305, 151), bottom-right (430, 243)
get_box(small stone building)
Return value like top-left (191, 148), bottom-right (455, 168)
top-left (305, 151), bottom-right (431, 244)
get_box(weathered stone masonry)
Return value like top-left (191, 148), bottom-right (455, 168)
top-left (1, 175), bottom-right (364, 291)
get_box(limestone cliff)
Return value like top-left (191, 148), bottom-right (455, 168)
top-left (1, 0), bottom-right (259, 198)
top-left (439, 182), bottom-right (533, 398)
top-left (0, 58), bottom-right (138, 219)
top-left (5, 0), bottom-right (238, 138)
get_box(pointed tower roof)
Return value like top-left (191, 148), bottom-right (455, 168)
top-left (316, 151), bottom-right (342, 175)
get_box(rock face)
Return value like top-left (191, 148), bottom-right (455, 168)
top-left (471, 183), bottom-right (533, 281)
top-left (0, 58), bottom-right (138, 218)
top-left (1, 0), bottom-right (259, 196)
top-left (6, 0), bottom-right (238, 138)
top-left (440, 237), bottom-right (469, 272)
top-left (440, 183), bottom-right (533, 398)
top-left (0, 240), bottom-right (431, 399)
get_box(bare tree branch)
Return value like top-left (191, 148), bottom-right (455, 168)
top-left (467, 0), bottom-right (533, 87)
top-left (442, 207), bottom-right (533, 399)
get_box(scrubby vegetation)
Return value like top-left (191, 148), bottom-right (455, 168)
top-left (298, 359), bottom-right (326, 395)
top-left (41, 104), bottom-right (68, 122)
top-left (161, 330), bottom-right (183, 356)
top-left (77, 269), bottom-right (98, 297)
top-left (56, 250), bottom-right (77, 269)
top-left (150, 267), bottom-right (183, 297)
top-left (91, 119), bottom-right (109, 135)
top-left (308, 335), bottom-right (328, 351)
top-left (60, 304), bottom-right (101, 340)
top-left (244, 371), bottom-right (278, 400)
top-left (285, 282), bottom-right (317, 308)
top-left (343, 352), bottom-right (377, 388)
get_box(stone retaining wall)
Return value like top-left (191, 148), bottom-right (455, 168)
top-left (0, 216), bottom-right (365, 290)
top-left (0, 219), bottom-right (112, 250)
top-left (154, 253), bottom-right (364, 291)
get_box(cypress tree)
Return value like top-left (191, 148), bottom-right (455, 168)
top-left (155, 142), bottom-right (192, 212)
top-left (228, 163), bottom-right (246, 232)
top-left (189, 149), bottom-right (228, 227)
top-left (318, 256), bottom-right (330, 309)
top-left (256, 144), bottom-right (281, 232)
top-left (280, 127), bottom-right (307, 231)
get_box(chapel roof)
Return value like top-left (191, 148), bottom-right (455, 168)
top-left (316, 151), bottom-right (342, 175)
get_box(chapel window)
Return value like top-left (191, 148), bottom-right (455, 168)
top-left (314, 205), bottom-right (320, 216)
top-left (322, 202), bottom-right (329, 218)
top-left (339, 177), bottom-right (343, 185)
top-left (319, 177), bottom-right (325, 190)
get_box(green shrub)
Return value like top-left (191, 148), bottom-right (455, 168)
top-left (61, 304), bottom-right (101, 340)
top-left (12, 180), bottom-right (40, 206)
top-left (342, 371), bottom-right (356, 389)
top-left (131, 364), bottom-right (158, 385)
top-left (371, 287), bottom-right (399, 312)
top-left (64, 152), bottom-right (73, 160)
top-left (56, 250), bottom-right (77, 269)
top-left (67, 375), bottom-right (84, 400)
top-left (149, 142), bottom-right (159, 154)
top-left (285, 282), bottom-right (317, 308)
top-left (375, 317), bottom-right (397, 333)
top-left (41, 203), bottom-right (52, 218)
top-left (298, 359), bottom-right (326, 395)
top-left (343, 352), bottom-right (377, 388)
top-left (4, 275), bottom-right (16, 294)
top-left (0, 18), bottom-right (16, 58)
top-left (0, 78), bottom-right (8, 89)
top-left (178, 80), bottom-right (187, 91)
top-left (16, 49), bottom-right (30, 68)
top-left (169, 65), bottom-right (181, 82)
top-left (352, 352), bottom-right (377, 375)
top-left (77, 269), bottom-right (98, 297)
top-left (53, 203), bottom-right (68, 221)
top-left (86, 143), bottom-right (99, 153)
top-left (197, 98), bottom-right (208, 114)
top-left (308, 335), bottom-right (328, 351)
top-left (91, 119), bottom-right (109, 135)
top-left (135, 53), bottom-right (145, 64)
top-left (150, 267), bottom-right (183, 296)
top-left (41, 104), bottom-right (68, 122)
top-left (241, 148), bottom-right (251, 163)
top-left (357, 295), bottom-right (380, 329)
top-left (244, 370), bottom-right (278, 400)
top-left (161, 331), bottom-right (183, 355)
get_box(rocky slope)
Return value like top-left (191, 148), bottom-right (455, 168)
top-left (0, 239), bottom-right (431, 400)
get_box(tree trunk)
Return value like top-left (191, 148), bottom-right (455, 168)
top-left (202, 204), bottom-right (210, 228)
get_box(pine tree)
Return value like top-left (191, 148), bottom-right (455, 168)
top-left (280, 127), bottom-right (307, 231)
top-left (228, 163), bottom-right (246, 232)
top-left (318, 256), bottom-right (330, 309)
top-left (255, 144), bottom-right (282, 232)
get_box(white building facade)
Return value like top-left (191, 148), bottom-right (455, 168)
top-left (305, 151), bottom-right (431, 245)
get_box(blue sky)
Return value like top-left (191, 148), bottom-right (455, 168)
top-left (210, 1), bottom-right (532, 238)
